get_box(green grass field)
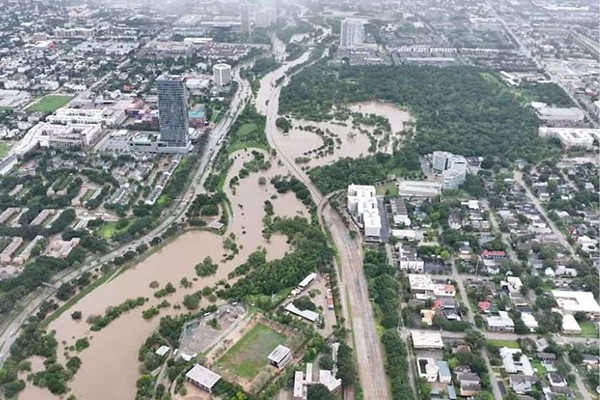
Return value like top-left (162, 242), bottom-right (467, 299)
top-left (375, 182), bottom-right (399, 196)
top-left (238, 123), bottom-right (258, 137)
top-left (487, 339), bottom-right (520, 349)
top-left (100, 222), bottom-right (119, 239)
top-left (218, 323), bottom-right (286, 378)
top-left (0, 141), bottom-right (12, 158)
top-left (579, 321), bottom-right (598, 337)
top-left (27, 95), bottom-right (74, 113)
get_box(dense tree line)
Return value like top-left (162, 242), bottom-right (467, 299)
top-left (308, 149), bottom-right (420, 194)
top-left (517, 81), bottom-right (573, 107)
top-left (87, 297), bottom-right (147, 331)
top-left (381, 329), bottom-right (415, 400)
top-left (280, 63), bottom-right (558, 162)
top-left (159, 156), bottom-right (199, 208)
top-left (218, 217), bottom-right (332, 303)
top-left (363, 248), bottom-right (401, 329)
top-left (335, 342), bottom-right (356, 387)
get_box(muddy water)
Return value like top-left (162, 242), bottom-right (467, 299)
top-left (348, 101), bottom-right (413, 134)
top-left (275, 102), bottom-right (413, 165)
top-left (271, 33), bottom-right (286, 62)
top-left (255, 51), bottom-right (311, 116)
top-left (349, 101), bottom-right (413, 154)
top-left (277, 119), bottom-right (372, 168)
top-left (20, 150), bottom-right (309, 400)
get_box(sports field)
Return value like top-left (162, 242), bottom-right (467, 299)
top-left (217, 323), bottom-right (286, 378)
top-left (27, 95), bottom-right (74, 113)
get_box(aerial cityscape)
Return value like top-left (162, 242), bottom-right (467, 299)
top-left (0, 0), bottom-right (597, 399)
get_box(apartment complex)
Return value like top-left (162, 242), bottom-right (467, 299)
top-left (340, 19), bottom-right (364, 48)
top-left (347, 184), bottom-right (381, 238)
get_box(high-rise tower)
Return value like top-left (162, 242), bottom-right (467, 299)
top-left (157, 75), bottom-right (189, 147)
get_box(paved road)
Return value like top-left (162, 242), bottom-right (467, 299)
top-left (513, 171), bottom-right (580, 260)
top-left (260, 51), bottom-right (388, 400)
top-left (0, 69), bottom-right (251, 359)
top-left (449, 259), bottom-right (503, 400)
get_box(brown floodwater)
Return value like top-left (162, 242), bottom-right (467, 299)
top-left (349, 101), bottom-right (413, 154)
top-left (277, 118), bottom-right (371, 168)
top-left (274, 102), bottom-right (413, 166)
top-left (20, 151), bottom-right (309, 400)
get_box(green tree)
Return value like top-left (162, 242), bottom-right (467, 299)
top-left (307, 383), bottom-right (334, 400)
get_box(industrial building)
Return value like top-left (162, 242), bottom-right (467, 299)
top-left (397, 180), bottom-right (441, 197)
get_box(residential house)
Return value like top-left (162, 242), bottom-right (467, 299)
top-left (500, 347), bottom-right (535, 376)
top-left (509, 375), bottom-right (538, 394)
top-left (486, 311), bottom-right (515, 332)
top-left (396, 244), bottom-right (424, 273)
top-left (456, 371), bottom-right (481, 397)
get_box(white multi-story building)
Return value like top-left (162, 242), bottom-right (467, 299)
top-left (432, 151), bottom-right (451, 173)
top-left (54, 27), bottom-right (93, 39)
top-left (27, 122), bottom-right (103, 150)
top-left (47, 107), bottom-right (125, 127)
top-left (431, 151), bottom-right (467, 190)
top-left (539, 127), bottom-right (596, 149)
top-left (347, 184), bottom-right (381, 238)
top-left (396, 244), bottom-right (424, 272)
top-left (340, 19), bottom-right (364, 48)
top-left (213, 63), bottom-right (232, 86)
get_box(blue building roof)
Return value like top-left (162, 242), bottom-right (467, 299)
top-left (447, 384), bottom-right (457, 400)
top-left (438, 360), bottom-right (451, 379)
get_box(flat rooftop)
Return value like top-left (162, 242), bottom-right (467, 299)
top-left (411, 329), bottom-right (443, 349)
top-left (268, 344), bottom-right (291, 363)
top-left (552, 290), bottom-right (600, 314)
top-left (185, 364), bottom-right (221, 389)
